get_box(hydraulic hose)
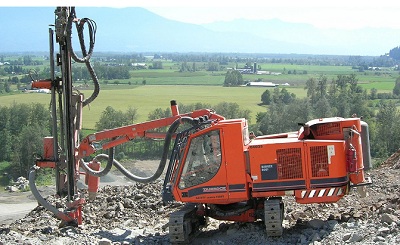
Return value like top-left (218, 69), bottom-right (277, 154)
top-left (79, 148), bottom-right (115, 177)
top-left (95, 117), bottom-right (197, 183)
top-left (115, 116), bottom-right (197, 183)
top-left (28, 166), bottom-right (74, 222)
top-left (66, 7), bottom-right (99, 107)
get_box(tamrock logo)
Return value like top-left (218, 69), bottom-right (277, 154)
top-left (203, 186), bottom-right (226, 193)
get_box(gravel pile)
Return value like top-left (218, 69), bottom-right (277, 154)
top-left (4, 177), bottom-right (30, 193)
top-left (0, 154), bottom-right (399, 245)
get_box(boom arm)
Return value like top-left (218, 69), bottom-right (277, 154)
top-left (77, 103), bottom-right (225, 158)
top-left (76, 100), bottom-right (225, 185)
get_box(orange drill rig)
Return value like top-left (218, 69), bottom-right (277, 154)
top-left (30, 6), bottom-right (372, 244)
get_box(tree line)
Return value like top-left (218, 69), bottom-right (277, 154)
top-left (389, 46), bottom-right (400, 61)
top-left (0, 103), bottom-right (51, 178)
top-left (93, 101), bottom-right (251, 160)
top-left (256, 74), bottom-right (400, 159)
top-left (0, 100), bottom-right (251, 180)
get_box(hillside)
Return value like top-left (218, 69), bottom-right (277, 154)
top-left (0, 153), bottom-right (399, 244)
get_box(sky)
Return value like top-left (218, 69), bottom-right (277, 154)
top-left (5, 0), bottom-right (400, 30)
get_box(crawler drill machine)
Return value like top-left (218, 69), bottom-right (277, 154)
top-left (30, 6), bottom-right (372, 244)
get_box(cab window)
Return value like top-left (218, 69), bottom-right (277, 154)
top-left (179, 130), bottom-right (222, 189)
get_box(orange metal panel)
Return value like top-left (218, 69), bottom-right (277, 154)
top-left (305, 141), bottom-right (347, 181)
top-left (306, 117), bottom-right (361, 140)
top-left (36, 161), bottom-right (56, 168)
top-left (248, 135), bottom-right (350, 202)
top-left (43, 137), bottom-right (54, 159)
top-left (248, 139), bottom-right (307, 195)
top-left (31, 79), bottom-right (52, 89)
top-left (220, 119), bottom-right (249, 202)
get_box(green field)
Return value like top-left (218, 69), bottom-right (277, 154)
top-left (358, 80), bottom-right (396, 91)
top-left (0, 85), bottom-right (308, 129)
top-left (0, 76), bottom-right (396, 131)
top-left (1, 60), bottom-right (398, 131)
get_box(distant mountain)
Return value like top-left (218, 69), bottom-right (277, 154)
top-left (0, 7), bottom-right (54, 53)
top-left (0, 7), bottom-right (399, 56)
top-left (202, 18), bottom-right (400, 56)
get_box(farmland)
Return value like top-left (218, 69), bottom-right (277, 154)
top-left (0, 85), bottom-right (304, 129)
top-left (0, 55), bottom-right (399, 130)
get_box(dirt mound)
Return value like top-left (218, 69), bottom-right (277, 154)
top-left (0, 159), bottom-right (399, 244)
top-left (381, 149), bottom-right (400, 169)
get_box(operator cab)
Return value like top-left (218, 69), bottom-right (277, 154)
top-left (163, 118), bottom-right (250, 204)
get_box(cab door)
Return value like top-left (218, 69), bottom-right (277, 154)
top-left (175, 129), bottom-right (229, 204)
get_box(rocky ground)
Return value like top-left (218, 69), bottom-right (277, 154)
top-left (0, 154), bottom-right (399, 245)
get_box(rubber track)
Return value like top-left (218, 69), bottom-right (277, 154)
top-left (168, 203), bottom-right (201, 244)
top-left (264, 197), bottom-right (284, 236)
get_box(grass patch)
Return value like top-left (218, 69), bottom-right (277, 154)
top-left (1, 85), bottom-right (289, 129)
top-left (0, 84), bottom-right (349, 131)
top-left (34, 169), bottom-right (56, 186)
top-left (372, 157), bottom-right (386, 168)
top-left (359, 81), bottom-right (395, 92)
top-left (130, 70), bottom-right (210, 78)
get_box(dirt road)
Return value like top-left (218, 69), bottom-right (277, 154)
top-left (0, 160), bottom-right (159, 226)
top-left (0, 203), bottom-right (38, 225)
top-left (0, 173), bottom-right (127, 225)
top-left (0, 187), bottom-right (50, 225)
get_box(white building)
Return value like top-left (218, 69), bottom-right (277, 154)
top-left (245, 82), bottom-right (277, 87)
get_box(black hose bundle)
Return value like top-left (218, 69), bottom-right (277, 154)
top-left (81, 117), bottom-right (198, 183)
top-left (111, 117), bottom-right (197, 183)
top-left (67, 7), bottom-right (99, 107)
